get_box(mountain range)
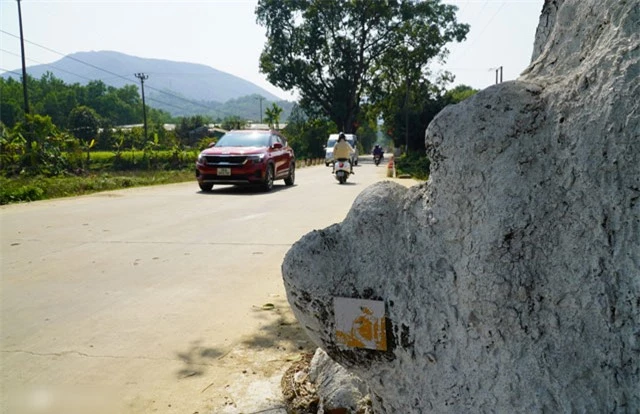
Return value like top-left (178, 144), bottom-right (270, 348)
top-left (2, 51), bottom-right (293, 119)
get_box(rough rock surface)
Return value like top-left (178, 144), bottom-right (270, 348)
top-left (282, 0), bottom-right (639, 412)
top-left (308, 348), bottom-right (370, 413)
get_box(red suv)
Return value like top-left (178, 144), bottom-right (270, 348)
top-left (195, 129), bottom-right (295, 192)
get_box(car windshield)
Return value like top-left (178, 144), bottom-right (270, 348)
top-left (215, 132), bottom-right (270, 147)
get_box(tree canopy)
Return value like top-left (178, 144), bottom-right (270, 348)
top-left (68, 106), bottom-right (100, 142)
top-left (0, 74), bottom-right (171, 130)
top-left (256, 0), bottom-right (469, 134)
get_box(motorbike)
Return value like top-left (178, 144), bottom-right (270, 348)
top-left (373, 153), bottom-right (383, 166)
top-left (333, 158), bottom-right (351, 184)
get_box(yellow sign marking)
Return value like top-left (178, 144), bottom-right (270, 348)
top-left (334, 298), bottom-right (387, 351)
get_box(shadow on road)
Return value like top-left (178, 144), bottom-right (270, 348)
top-left (197, 184), bottom-right (294, 196)
top-left (174, 301), bottom-right (314, 379)
top-left (175, 340), bottom-right (226, 378)
top-left (241, 301), bottom-right (315, 353)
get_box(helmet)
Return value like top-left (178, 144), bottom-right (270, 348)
top-left (338, 132), bottom-right (346, 141)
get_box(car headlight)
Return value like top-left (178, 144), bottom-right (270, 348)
top-left (248, 154), bottom-right (265, 164)
top-left (197, 153), bottom-right (207, 164)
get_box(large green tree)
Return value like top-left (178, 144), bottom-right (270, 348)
top-left (68, 105), bottom-right (100, 142)
top-left (256, 0), bottom-right (468, 133)
top-left (283, 104), bottom-right (335, 159)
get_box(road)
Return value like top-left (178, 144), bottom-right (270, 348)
top-left (0, 156), bottom-right (416, 414)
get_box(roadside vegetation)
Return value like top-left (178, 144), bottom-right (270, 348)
top-left (395, 153), bottom-right (431, 181)
top-left (0, 170), bottom-right (195, 205)
top-left (1, 1), bottom-right (481, 205)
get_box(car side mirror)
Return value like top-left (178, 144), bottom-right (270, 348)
top-left (272, 142), bottom-right (283, 149)
top-left (207, 142), bottom-right (215, 148)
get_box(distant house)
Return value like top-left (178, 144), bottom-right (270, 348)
top-left (248, 123), bottom-right (288, 130)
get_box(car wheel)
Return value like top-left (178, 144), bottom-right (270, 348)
top-left (199, 182), bottom-right (213, 192)
top-left (284, 161), bottom-right (295, 186)
top-left (325, 162), bottom-right (330, 167)
top-left (262, 165), bottom-right (274, 191)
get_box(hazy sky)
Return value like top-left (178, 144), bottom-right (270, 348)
top-left (0, 0), bottom-right (542, 101)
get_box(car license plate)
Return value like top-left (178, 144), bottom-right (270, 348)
top-left (217, 168), bottom-right (231, 176)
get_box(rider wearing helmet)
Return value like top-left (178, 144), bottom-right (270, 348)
top-left (332, 132), bottom-right (354, 173)
top-left (372, 144), bottom-right (384, 158)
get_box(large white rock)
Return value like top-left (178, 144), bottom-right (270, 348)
top-left (283, 0), bottom-right (639, 412)
top-left (308, 348), bottom-right (370, 413)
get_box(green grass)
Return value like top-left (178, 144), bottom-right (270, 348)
top-left (0, 170), bottom-right (195, 205)
top-left (89, 150), bottom-right (199, 171)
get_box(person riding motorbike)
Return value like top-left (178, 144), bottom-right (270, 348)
top-left (372, 144), bottom-right (384, 160)
top-left (332, 132), bottom-right (354, 174)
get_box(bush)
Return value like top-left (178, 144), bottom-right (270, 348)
top-left (395, 152), bottom-right (430, 180)
top-left (0, 179), bottom-right (45, 204)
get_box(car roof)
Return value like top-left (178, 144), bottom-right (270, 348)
top-left (328, 134), bottom-right (356, 140)
top-left (227, 129), bottom-right (280, 134)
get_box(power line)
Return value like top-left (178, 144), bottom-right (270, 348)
top-left (467, 1), bottom-right (507, 49)
top-left (445, 1), bottom-right (507, 68)
top-left (1, 49), bottom-right (198, 113)
top-left (1, 48), bottom-right (95, 82)
top-left (0, 67), bottom-right (22, 76)
top-left (0, 29), bottom-right (220, 114)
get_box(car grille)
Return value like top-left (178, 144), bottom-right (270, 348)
top-left (202, 155), bottom-right (247, 166)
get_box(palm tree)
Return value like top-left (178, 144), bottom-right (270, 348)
top-left (264, 103), bottom-right (283, 129)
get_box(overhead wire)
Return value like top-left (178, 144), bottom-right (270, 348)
top-left (1, 47), bottom-right (96, 82)
top-left (0, 29), bottom-right (224, 115)
top-left (0, 67), bottom-right (22, 76)
top-left (442, 0), bottom-right (507, 73)
top-left (1, 47), bottom-right (199, 112)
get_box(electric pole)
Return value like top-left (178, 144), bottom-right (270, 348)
top-left (257, 96), bottom-right (265, 124)
top-left (135, 73), bottom-right (149, 140)
top-left (495, 66), bottom-right (503, 84)
top-left (17, 0), bottom-right (29, 116)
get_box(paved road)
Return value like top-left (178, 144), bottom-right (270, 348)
top-left (0, 156), bottom-right (416, 413)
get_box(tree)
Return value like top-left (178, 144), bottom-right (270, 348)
top-left (256, 0), bottom-right (468, 133)
top-left (0, 77), bottom-right (24, 128)
top-left (283, 104), bottom-right (335, 159)
top-left (220, 116), bottom-right (247, 131)
top-left (444, 84), bottom-right (478, 104)
top-left (264, 103), bottom-right (283, 129)
top-left (68, 106), bottom-right (100, 142)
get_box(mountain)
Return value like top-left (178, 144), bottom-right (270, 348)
top-left (2, 51), bottom-right (290, 118)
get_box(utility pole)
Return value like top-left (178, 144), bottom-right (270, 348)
top-left (404, 75), bottom-right (410, 155)
top-left (16, 0), bottom-right (34, 165)
top-left (17, 0), bottom-right (29, 116)
top-left (257, 96), bottom-right (265, 124)
top-left (495, 66), bottom-right (503, 84)
top-left (135, 73), bottom-right (149, 140)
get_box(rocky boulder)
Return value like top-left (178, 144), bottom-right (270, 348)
top-left (282, 0), bottom-right (639, 412)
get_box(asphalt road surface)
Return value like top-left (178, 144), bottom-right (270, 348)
top-left (0, 156), bottom-right (417, 414)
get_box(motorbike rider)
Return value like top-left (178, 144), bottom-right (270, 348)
top-left (332, 132), bottom-right (354, 174)
top-left (372, 144), bottom-right (384, 159)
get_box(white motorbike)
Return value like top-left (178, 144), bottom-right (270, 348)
top-left (333, 158), bottom-right (351, 184)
